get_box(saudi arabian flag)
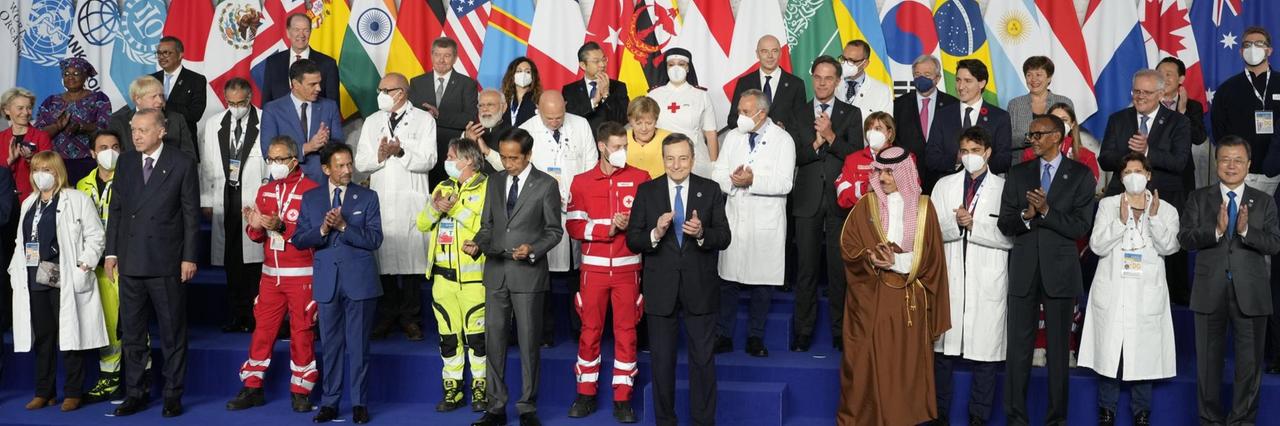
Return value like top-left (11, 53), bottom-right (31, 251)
top-left (784, 0), bottom-right (841, 99)
top-left (341, 0), bottom-right (394, 118)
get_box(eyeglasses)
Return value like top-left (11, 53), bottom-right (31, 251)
top-left (1131, 89), bottom-right (1158, 97)
top-left (1243, 41), bottom-right (1271, 49)
top-left (841, 57), bottom-right (866, 65)
top-left (1025, 130), bottom-right (1062, 140)
top-left (376, 88), bottom-right (403, 95)
top-left (268, 156), bottom-right (296, 163)
top-left (62, 70), bottom-right (84, 77)
top-left (155, 50), bottom-right (178, 57)
top-left (226, 100), bottom-right (251, 108)
top-left (1217, 157), bottom-right (1248, 166)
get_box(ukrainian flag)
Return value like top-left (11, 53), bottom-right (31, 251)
top-left (476, 0), bottom-right (534, 89)
top-left (832, 0), bottom-right (892, 87)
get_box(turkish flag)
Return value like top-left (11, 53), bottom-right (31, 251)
top-left (163, 0), bottom-right (216, 62)
top-left (585, 0), bottom-right (625, 76)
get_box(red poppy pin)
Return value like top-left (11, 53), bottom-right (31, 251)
top-left (980, 107), bottom-right (989, 116)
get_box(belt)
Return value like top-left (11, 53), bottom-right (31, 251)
top-left (433, 266), bottom-right (458, 282)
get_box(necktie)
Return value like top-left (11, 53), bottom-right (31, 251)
top-left (435, 77), bottom-right (445, 106)
top-left (749, 132), bottom-right (759, 151)
top-left (1041, 163), bottom-right (1053, 195)
top-left (845, 80), bottom-right (858, 102)
top-left (332, 187), bottom-right (342, 208)
top-left (507, 175), bottom-right (520, 216)
top-left (819, 103), bottom-right (830, 115)
top-left (300, 102), bottom-right (310, 142)
top-left (920, 97), bottom-right (931, 138)
top-left (389, 112), bottom-right (402, 138)
top-left (232, 120), bottom-right (243, 153)
top-left (763, 75), bottom-right (774, 104)
top-left (1139, 114), bottom-right (1150, 136)
top-left (143, 157), bottom-right (154, 184)
top-left (552, 129), bottom-right (561, 145)
top-left (294, 54), bottom-right (301, 64)
top-left (589, 81), bottom-right (598, 103)
top-left (964, 106), bottom-right (974, 128)
top-left (674, 185), bottom-right (685, 246)
top-left (1227, 191), bottom-right (1239, 241)
top-left (164, 74), bottom-right (172, 100)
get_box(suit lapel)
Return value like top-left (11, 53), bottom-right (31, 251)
top-left (1148, 107), bottom-right (1170, 138)
top-left (509, 171), bottom-right (538, 218)
top-left (1047, 160), bottom-right (1074, 203)
top-left (131, 151), bottom-right (173, 213)
top-left (217, 112), bottom-right (232, 179)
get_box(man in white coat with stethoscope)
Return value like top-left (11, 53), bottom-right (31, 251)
top-left (930, 127), bottom-right (1012, 425)
top-left (519, 90), bottom-right (597, 345)
top-left (199, 78), bottom-right (267, 333)
top-left (711, 89), bottom-right (795, 358)
top-left (354, 73), bottom-right (438, 341)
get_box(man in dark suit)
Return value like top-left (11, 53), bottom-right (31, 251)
top-left (789, 55), bottom-right (862, 352)
top-left (997, 114), bottom-right (1096, 426)
top-left (261, 13), bottom-right (340, 105)
top-left (1179, 136), bottom-right (1280, 425)
top-left (108, 76), bottom-right (198, 160)
top-left (925, 59), bottom-right (1013, 179)
top-left (104, 108), bottom-right (201, 418)
top-left (471, 128), bottom-right (563, 426)
top-left (260, 59), bottom-right (345, 184)
top-left (292, 143), bottom-right (383, 424)
top-left (1157, 56), bottom-right (1205, 308)
top-left (626, 133), bottom-right (731, 426)
top-left (152, 36), bottom-right (206, 138)
top-left (409, 37), bottom-right (479, 186)
top-left (726, 35), bottom-right (806, 132)
top-left (563, 42), bottom-right (628, 138)
top-left (894, 55), bottom-right (958, 191)
top-left (1099, 69), bottom-right (1192, 205)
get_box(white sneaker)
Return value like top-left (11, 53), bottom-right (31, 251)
top-left (1032, 348), bottom-right (1047, 367)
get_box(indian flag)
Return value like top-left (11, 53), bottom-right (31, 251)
top-left (341, 0), bottom-right (395, 117)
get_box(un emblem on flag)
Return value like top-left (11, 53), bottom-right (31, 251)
top-left (356, 8), bottom-right (392, 45)
top-left (20, 0), bottom-right (74, 67)
top-left (217, 2), bottom-right (264, 50)
top-left (76, 0), bottom-right (119, 47)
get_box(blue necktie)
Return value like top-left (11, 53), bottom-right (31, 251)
top-left (1140, 114), bottom-right (1150, 136)
top-left (507, 175), bottom-right (519, 217)
top-left (588, 81), bottom-right (598, 103)
top-left (332, 187), bottom-right (342, 208)
top-left (1041, 163), bottom-right (1053, 195)
top-left (552, 129), bottom-right (561, 145)
top-left (819, 103), bottom-right (830, 114)
top-left (674, 185), bottom-right (685, 246)
top-left (845, 80), bottom-right (857, 101)
top-left (164, 74), bottom-right (172, 99)
top-left (1227, 191), bottom-right (1239, 241)
top-left (763, 75), bottom-right (774, 104)
top-left (749, 132), bottom-right (759, 151)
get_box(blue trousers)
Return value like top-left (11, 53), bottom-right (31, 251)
top-left (318, 284), bottom-right (377, 408)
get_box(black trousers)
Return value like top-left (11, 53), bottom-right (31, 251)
top-left (540, 270), bottom-right (581, 343)
top-left (649, 302), bottom-right (716, 426)
top-left (376, 274), bottom-right (424, 327)
top-left (224, 229), bottom-right (262, 325)
top-left (1005, 267), bottom-right (1073, 426)
top-left (30, 288), bottom-right (89, 398)
top-left (935, 355), bottom-right (999, 421)
top-left (1196, 280), bottom-right (1267, 425)
top-left (120, 275), bottom-right (187, 400)
top-left (1266, 258), bottom-right (1280, 366)
top-left (792, 210), bottom-right (847, 338)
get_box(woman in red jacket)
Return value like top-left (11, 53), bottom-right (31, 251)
top-left (834, 112), bottom-right (917, 209)
top-left (1, 88), bottom-right (54, 202)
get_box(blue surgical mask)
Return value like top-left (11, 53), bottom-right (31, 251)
top-left (444, 160), bottom-right (463, 179)
top-left (913, 75), bottom-right (935, 93)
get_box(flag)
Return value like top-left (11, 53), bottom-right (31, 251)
top-left (163, 0), bottom-right (215, 64)
top-left (617, 0), bottom-right (679, 99)
top-left (442, 0), bottom-right (492, 77)
top-left (17, 0), bottom-right (74, 101)
top-left (933, 0), bottom-right (997, 104)
top-left (476, 0), bottom-right (533, 88)
top-left (784, 0), bottom-right (841, 99)
top-left (585, 0), bottom-right (623, 77)
top-left (833, 0), bottom-right (891, 88)
top-left (879, 0), bottom-right (937, 87)
top-left (109, 0), bottom-right (167, 108)
top-left (668, 0), bottom-right (732, 90)
top-left (244, 0), bottom-right (306, 107)
top-left (983, 0), bottom-right (1049, 107)
top-left (385, 0), bottom-right (443, 79)
top-left (203, 0), bottom-right (270, 108)
top-left (722, 0), bottom-right (789, 126)
top-left (341, 0), bottom-right (395, 117)
top-left (65, 0), bottom-right (127, 107)
top-left (1037, 0), bottom-right (1097, 122)
top-left (1141, 0), bottom-right (1206, 107)
top-left (309, 0), bottom-right (356, 117)
top-left (527, 0), bottom-right (585, 90)
top-left (1190, 0), bottom-right (1280, 115)
top-left (1081, 0), bottom-right (1149, 137)
top-left (0, 0), bottom-right (22, 107)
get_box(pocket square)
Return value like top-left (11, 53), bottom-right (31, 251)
top-left (353, 211), bottom-right (364, 215)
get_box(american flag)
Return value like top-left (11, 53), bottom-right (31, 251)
top-left (444, 0), bottom-right (493, 77)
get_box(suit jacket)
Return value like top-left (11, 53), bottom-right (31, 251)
top-left (259, 96), bottom-right (345, 183)
top-left (925, 101), bottom-right (1013, 178)
top-left (151, 68), bottom-right (207, 135)
top-left (1180, 99), bottom-right (1207, 192)
top-left (791, 99), bottom-right (863, 218)
top-left (408, 72), bottom-right (479, 136)
top-left (1179, 185), bottom-right (1280, 316)
top-left (502, 90), bottom-right (537, 128)
top-left (260, 50), bottom-right (341, 106)
top-left (563, 78), bottom-right (629, 137)
top-left (997, 156), bottom-right (1096, 298)
top-left (727, 69), bottom-right (807, 131)
top-left (1098, 106), bottom-right (1190, 197)
top-left (894, 90), bottom-right (959, 186)
top-left (107, 107), bottom-right (199, 161)
top-left (291, 183), bottom-right (383, 303)
top-left (625, 175), bottom-right (731, 316)
top-left (474, 167), bottom-right (564, 293)
top-left (104, 147), bottom-right (201, 277)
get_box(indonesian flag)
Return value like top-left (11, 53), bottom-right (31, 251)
top-left (1140, 0), bottom-right (1206, 107)
top-left (722, 0), bottom-right (790, 125)
top-left (527, 0), bottom-right (586, 89)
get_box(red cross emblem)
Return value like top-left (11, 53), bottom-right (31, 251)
top-left (667, 102), bottom-right (681, 113)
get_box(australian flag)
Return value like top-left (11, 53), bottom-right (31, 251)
top-left (1192, 0), bottom-right (1280, 112)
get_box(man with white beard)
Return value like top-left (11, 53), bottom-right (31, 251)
top-left (463, 89), bottom-right (511, 173)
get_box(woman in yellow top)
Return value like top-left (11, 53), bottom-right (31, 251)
top-left (625, 96), bottom-right (671, 178)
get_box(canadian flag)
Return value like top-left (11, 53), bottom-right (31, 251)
top-left (527, 0), bottom-right (587, 89)
top-left (1140, 0), bottom-right (1207, 107)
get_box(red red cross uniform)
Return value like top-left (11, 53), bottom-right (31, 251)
top-left (566, 163), bottom-right (651, 401)
top-left (238, 170), bottom-right (321, 394)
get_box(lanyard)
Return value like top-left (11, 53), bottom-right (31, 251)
top-left (275, 178), bottom-right (302, 216)
top-left (29, 198), bottom-right (52, 242)
top-left (1245, 69), bottom-right (1272, 107)
top-left (510, 100), bottom-right (520, 124)
top-left (96, 181), bottom-right (112, 217)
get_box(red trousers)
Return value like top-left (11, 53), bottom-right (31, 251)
top-left (574, 270), bottom-right (643, 401)
top-left (239, 278), bottom-right (319, 394)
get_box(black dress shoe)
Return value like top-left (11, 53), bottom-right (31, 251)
top-left (291, 392), bottom-right (313, 413)
top-left (968, 414), bottom-right (985, 425)
top-left (613, 401), bottom-right (637, 423)
top-left (1267, 364), bottom-right (1280, 374)
top-left (790, 334), bottom-right (812, 352)
top-left (471, 412), bottom-right (507, 426)
top-left (1098, 407), bottom-right (1116, 426)
top-left (352, 405), bottom-right (370, 424)
top-left (226, 387), bottom-right (265, 410)
top-left (162, 399), bottom-right (183, 418)
top-left (1133, 410), bottom-right (1150, 426)
top-left (745, 337), bottom-right (769, 357)
top-left (567, 394), bottom-right (597, 418)
top-left (112, 397), bottom-right (146, 416)
top-left (832, 336), bottom-right (843, 352)
top-left (519, 412), bottom-right (542, 426)
top-left (314, 406), bottom-right (339, 423)
top-left (404, 323), bottom-right (426, 341)
top-left (371, 321), bottom-right (394, 341)
top-left (713, 336), bottom-right (733, 354)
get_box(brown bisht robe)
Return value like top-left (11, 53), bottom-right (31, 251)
top-left (837, 192), bottom-right (951, 426)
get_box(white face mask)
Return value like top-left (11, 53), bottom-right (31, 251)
top-left (513, 71), bottom-right (533, 88)
top-left (736, 111), bottom-right (759, 133)
top-left (267, 163), bottom-right (291, 180)
top-left (667, 65), bottom-right (688, 84)
top-left (376, 92), bottom-right (396, 112)
top-left (607, 148), bottom-right (627, 168)
top-left (1122, 173), bottom-right (1149, 195)
top-left (865, 130), bottom-right (887, 151)
top-left (1245, 46), bottom-right (1268, 67)
top-left (32, 171), bottom-right (55, 191)
top-left (96, 149), bottom-right (119, 171)
top-left (842, 62), bottom-right (859, 80)
top-left (229, 106), bottom-right (249, 120)
top-left (1062, 122), bottom-right (1073, 135)
top-left (961, 153), bottom-right (986, 173)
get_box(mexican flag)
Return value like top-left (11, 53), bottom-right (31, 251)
top-left (340, 0), bottom-right (395, 117)
top-left (784, 0), bottom-right (842, 99)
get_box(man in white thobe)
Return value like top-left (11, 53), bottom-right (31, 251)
top-left (354, 73), bottom-right (438, 341)
top-left (711, 89), bottom-right (796, 357)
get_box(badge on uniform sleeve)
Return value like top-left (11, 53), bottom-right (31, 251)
top-left (623, 195), bottom-right (634, 208)
top-left (1256, 110), bottom-right (1274, 134)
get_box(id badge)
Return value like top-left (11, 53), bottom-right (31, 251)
top-left (1121, 251), bottom-right (1143, 279)
top-left (547, 166), bottom-right (562, 183)
top-left (437, 219), bottom-right (456, 245)
top-left (268, 231), bottom-right (285, 251)
top-left (24, 242), bottom-right (38, 267)
top-left (1256, 110), bottom-right (1274, 135)
top-left (228, 159), bottom-right (242, 183)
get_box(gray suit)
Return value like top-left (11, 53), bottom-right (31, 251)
top-left (1179, 184), bottom-right (1280, 425)
top-left (474, 166), bottom-right (563, 416)
top-left (1006, 92), bottom-right (1073, 165)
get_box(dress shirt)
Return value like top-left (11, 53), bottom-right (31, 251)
top-left (961, 98), bottom-right (983, 127)
top-left (1023, 152), bottom-right (1063, 228)
top-left (288, 47), bottom-right (311, 68)
top-left (840, 74), bottom-right (867, 104)
top-left (760, 67), bottom-right (782, 92)
top-left (1217, 182), bottom-right (1249, 239)
top-left (291, 93), bottom-right (310, 124)
top-left (505, 163), bottom-right (532, 201)
top-left (320, 181), bottom-right (347, 236)
top-left (917, 90), bottom-right (937, 125)
top-left (433, 70), bottom-right (453, 97)
top-left (651, 176), bottom-right (703, 246)
top-left (142, 142), bottom-right (165, 167)
top-left (162, 66), bottom-right (183, 98)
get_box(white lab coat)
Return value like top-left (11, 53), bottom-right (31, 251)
top-left (712, 121), bottom-right (795, 285)
top-left (840, 77), bottom-right (895, 117)
top-left (354, 104), bottom-right (438, 275)
top-left (199, 108), bottom-right (266, 265)
top-left (520, 112), bottom-right (597, 272)
top-left (1078, 192), bottom-right (1179, 381)
top-left (930, 170), bottom-right (1013, 361)
top-left (9, 189), bottom-right (108, 352)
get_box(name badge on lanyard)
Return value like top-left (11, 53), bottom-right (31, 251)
top-left (438, 219), bottom-right (456, 245)
top-left (269, 230), bottom-right (285, 251)
top-left (1247, 71), bottom-right (1274, 134)
top-left (228, 159), bottom-right (242, 184)
top-left (1121, 251), bottom-right (1143, 279)
top-left (24, 242), bottom-right (38, 266)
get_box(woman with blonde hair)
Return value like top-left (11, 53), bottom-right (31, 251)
top-left (8, 151), bottom-right (107, 412)
top-left (624, 96), bottom-right (672, 178)
top-left (2, 87), bottom-right (55, 201)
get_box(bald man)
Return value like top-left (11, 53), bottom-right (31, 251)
top-left (727, 35), bottom-right (807, 134)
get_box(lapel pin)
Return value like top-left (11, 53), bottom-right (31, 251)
top-left (353, 194), bottom-right (359, 200)
top-left (696, 192), bottom-right (702, 198)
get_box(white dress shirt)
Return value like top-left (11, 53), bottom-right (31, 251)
top-left (288, 47), bottom-right (311, 68)
top-left (505, 163), bottom-right (532, 200)
top-left (1217, 182), bottom-right (1249, 239)
top-left (650, 176), bottom-right (701, 246)
top-left (162, 66), bottom-right (183, 99)
top-left (142, 142), bottom-right (165, 167)
top-left (760, 67), bottom-right (781, 93)
top-left (960, 98), bottom-right (983, 127)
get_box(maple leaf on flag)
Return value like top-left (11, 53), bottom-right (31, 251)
top-left (1141, 0), bottom-right (1191, 55)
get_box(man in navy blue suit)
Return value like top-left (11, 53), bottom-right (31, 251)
top-left (260, 13), bottom-right (340, 105)
top-left (923, 59), bottom-right (1013, 186)
top-left (261, 59), bottom-right (345, 183)
top-left (292, 143), bottom-right (382, 424)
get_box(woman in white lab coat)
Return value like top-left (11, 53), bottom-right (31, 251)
top-left (1078, 152), bottom-right (1178, 425)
